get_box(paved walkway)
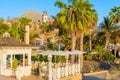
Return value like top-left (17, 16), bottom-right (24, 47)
top-left (0, 75), bottom-right (16, 80)
top-left (83, 71), bottom-right (110, 80)
top-left (21, 75), bottom-right (44, 80)
top-left (83, 73), bottom-right (107, 80)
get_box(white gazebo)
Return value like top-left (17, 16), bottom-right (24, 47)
top-left (0, 32), bottom-right (38, 79)
top-left (38, 50), bottom-right (85, 80)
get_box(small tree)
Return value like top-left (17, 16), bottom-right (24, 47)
top-left (95, 46), bottom-right (105, 61)
top-left (12, 58), bottom-right (18, 71)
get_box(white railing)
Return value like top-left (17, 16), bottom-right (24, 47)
top-left (16, 66), bottom-right (31, 80)
top-left (51, 63), bottom-right (80, 80)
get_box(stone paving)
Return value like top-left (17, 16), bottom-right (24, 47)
top-left (83, 70), bottom-right (110, 80)
top-left (0, 75), bottom-right (16, 80)
top-left (83, 73), bottom-right (107, 80)
top-left (21, 75), bottom-right (44, 80)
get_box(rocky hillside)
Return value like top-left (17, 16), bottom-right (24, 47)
top-left (21, 10), bottom-right (42, 22)
top-left (83, 61), bottom-right (116, 73)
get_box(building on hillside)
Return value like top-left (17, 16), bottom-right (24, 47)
top-left (3, 21), bottom-right (12, 27)
top-left (21, 10), bottom-right (54, 25)
top-left (0, 32), bottom-right (38, 79)
top-left (48, 18), bottom-right (54, 25)
top-left (42, 11), bottom-right (55, 25)
top-left (42, 11), bottom-right (48, 23)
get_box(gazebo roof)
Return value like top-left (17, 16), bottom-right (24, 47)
top-left (0, 37), bottom-right (34, 47)
top-left (37, 50), bottom-right (86, 56)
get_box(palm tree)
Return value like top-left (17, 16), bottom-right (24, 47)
top-left (55, 0), bottom-right (84, 63)
top-left (109, 6), bottom-right (120, 56)
top-left (0, 23), bottom-right (9, 37)
top-left (73, 0), bottom-right (98, 51)
top-left (9, 17), bottom-right (31, 41)
top-left (87, 9), bottom-right (98, 52)
top-left (53, 15), bottom-right (66, 51)
top-left (55, 0), bottom-right (77, 51)
top-left (109, 6), bottom-right (120, 24)
top-left (30, 32), bottom-right (39, 44)
top-left (0, 18), bottom-right (4, 24)
top-left (41, 22), bottom-right (53, 50)
top-left (100, 16), bottom-right (113, 50)
top-left (55, 0), bottom-right (98, 52)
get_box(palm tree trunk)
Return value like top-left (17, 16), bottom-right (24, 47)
top-left (45, 33), bottom-right (48, 50)
top-left (89, 28), bottom-right (92, 52)
top-left (71, 31), bottom-right (76, 51)
top-left (80, 32), bottom-right (84, 51)
top-left (58, 37), bottom-right (61, 51)
top-left (114, 40), bottom-right (117, 57)
top-left (105, 37), bottom-right (110, 50)
top-left (71, 31), bottom-right (76, 64)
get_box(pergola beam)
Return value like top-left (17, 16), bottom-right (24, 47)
top-left (39, 50), bottom-right (86, 56)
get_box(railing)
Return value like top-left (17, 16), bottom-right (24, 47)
top-left (51, 63), bottom-right (80, 80)
top-left (16, 66), bottom-right (31, 80)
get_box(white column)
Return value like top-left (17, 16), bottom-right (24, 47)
top-left (0, 62), bottom-right (1, 74)
top-left (80, 55), bottom-right (83, 73)
top-left (10, 54), bottom-right (13, 68)
top-left (3, 54), bottom-right (7, 69)
top-left (78, 54), bottom-right (80, 73)
top-left (48, 55), bottom-right (52, 80)
top-left (28, 52), bottom-right (31, 65)
top-left (57, 63), bottom-right (60, 79)
top-left (72, 64), bottom-right (75, 75)
top-left (24, 25), bottom-right (30, 44)
top-left (65, 55), bottom-right (68, 77)
top-left (14, 55), bottom-right (15, 60)
top-left (23, 54), bottom-right (25, 66)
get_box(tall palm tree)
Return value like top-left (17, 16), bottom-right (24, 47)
top-left (109, 6), bottom-right (120, 24)
top-left (100, 16), bottom-right (113, 50)
top-left (55, 0), bottom-right (78, 51)
top-left (73, 0), bottom-right (98, 51)
top-left (41, 22), bottom-right (53, 50)
top-left (87, 9), bottom-right (98, 52)
top-left (9, 17), bottom-right (31, 41)
top-left (55, 0), bottom-right (84, 63)
top-left (55, 0), bottom-right (98, 51)
top-left (109, 6), bottom-right (120, 56)
top-left (0, 23), bottom-right (9, 37)
top-left (0, 18), bottom-right (4, 24)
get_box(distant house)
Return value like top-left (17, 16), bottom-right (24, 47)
top-left (0, 32), bottom-right (38, 78)
top-left (21, 10), bottom-right (54, 25)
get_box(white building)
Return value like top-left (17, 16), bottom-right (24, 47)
top-left (0, 32), bottom-right (38, 80)
top-left (42, 11), bottom-right (48, 23)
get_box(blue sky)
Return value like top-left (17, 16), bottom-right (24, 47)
top-left (0, 0), bottom-right (119, 24)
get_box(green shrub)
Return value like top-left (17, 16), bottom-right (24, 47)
top-left (84, 54), bottom-right (92, 60)
top-left (31, 56), bottom-right (38, 61)
top-left (12, 58), bottom-right (18, 71)
top-left (104, 53), bottom-right (115, 61)
top-left (115, 64), bottom-right (120, 70)
top-left (60, 56), bottom-right (66, 63)
top-left (43, 55), bottom-right (48, 62)
top-left (39, 55), bottom-right (44, 61)
top-left (32, 55), bottom-right (66, 63)
top-left (94, 46), bottom-right (105, 61)
top-left (52, 55), bottom-right (66, 63)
